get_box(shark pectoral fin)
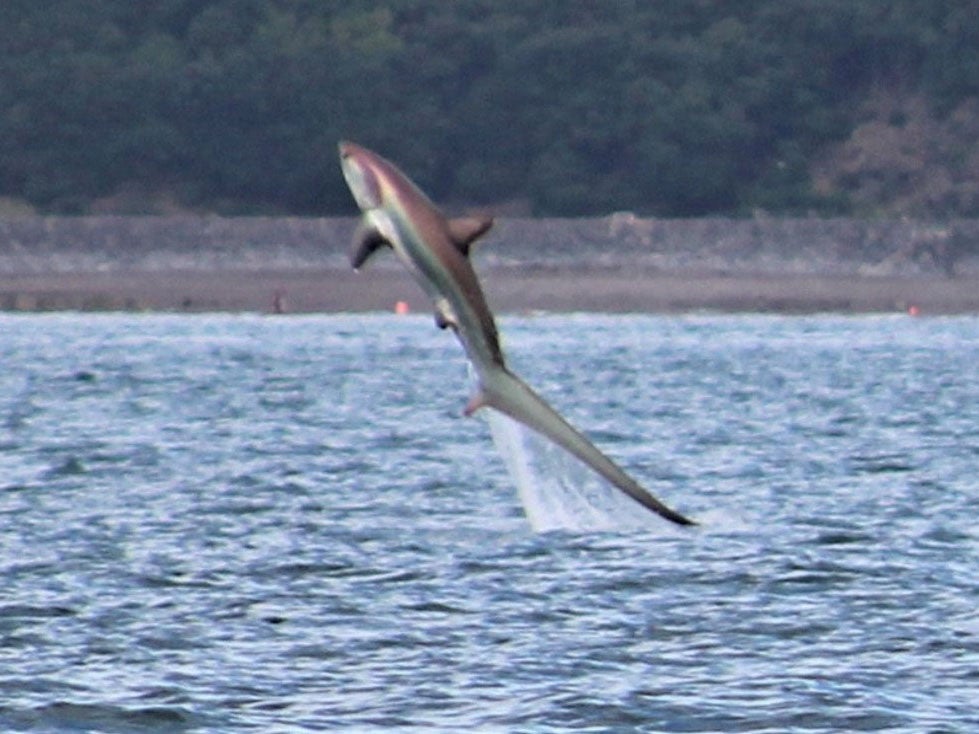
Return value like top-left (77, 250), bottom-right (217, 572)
top-left (463, 390), bottom-right (489, 416)
top-left (350, 223), bottom-right (391, 270)
top-left (447, 215), bottom-right (494, 256)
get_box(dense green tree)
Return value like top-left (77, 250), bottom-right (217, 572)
top-left (0, 1), bottom-right (976, 215)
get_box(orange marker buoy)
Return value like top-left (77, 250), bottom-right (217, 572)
top-left (395, 300), bottom-right (410, 315)
top-left (908, 305), bottom-right (920, 317)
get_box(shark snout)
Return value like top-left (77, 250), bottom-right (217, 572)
top-left (338, 140), bottom-right (357, 159)
top-left (339, 141), bottom-right (383, 210)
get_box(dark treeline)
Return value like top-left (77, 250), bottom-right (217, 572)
top-left (2, 1), bottom-right (978, 217)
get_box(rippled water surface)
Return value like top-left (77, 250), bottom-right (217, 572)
top-left (1, 312), bottom-right (977, 732)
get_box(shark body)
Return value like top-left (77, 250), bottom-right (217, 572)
top-left (339, 141), bottom-right (694, 527)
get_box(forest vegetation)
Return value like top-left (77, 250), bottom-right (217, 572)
top-left (2, 0), bottom-right (979, 218)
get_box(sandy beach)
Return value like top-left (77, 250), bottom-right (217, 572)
top-left (1, 267), bottom-right (977, 315)
top-left (1, 215), bottom-right (977, 315)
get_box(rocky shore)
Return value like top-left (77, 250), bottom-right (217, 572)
top-left (1, 215), bottom-right (977, 314)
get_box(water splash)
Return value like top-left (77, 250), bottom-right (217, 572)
top-left (484, 409), bottom-right (665, 533)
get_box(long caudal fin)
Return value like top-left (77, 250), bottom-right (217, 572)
top-left (472, 369), bottom-right (696, 527)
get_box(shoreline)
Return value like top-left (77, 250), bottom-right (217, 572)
top-left (2, 215), bottom-right (978, 315)
top-left (2, 267), bottom-right (977, 315)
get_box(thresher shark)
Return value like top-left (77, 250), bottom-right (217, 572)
top-left (339, 141), bottom-right (694, 527)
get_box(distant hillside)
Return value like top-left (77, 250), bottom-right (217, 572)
top-left (2, 2), bottom-right (978, 218)
top-left (813, 92), bottom-right (979, 218)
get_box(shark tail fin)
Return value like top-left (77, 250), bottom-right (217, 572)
top-left (475, 369), bottom-right (696, 527)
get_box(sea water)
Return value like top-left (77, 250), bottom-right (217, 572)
top-left (0, 312), bottom-right (976, 732)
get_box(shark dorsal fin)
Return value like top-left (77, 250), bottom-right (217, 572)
top-left (350, 223), bottom-right (391, 270)
top-left (446, 215), bottom-right (493, 256)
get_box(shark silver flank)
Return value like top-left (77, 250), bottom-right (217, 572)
top-left (339, 141), bottom-right (695, 526)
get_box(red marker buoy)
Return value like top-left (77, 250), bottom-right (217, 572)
top-left (908, 304), bottom-right (920, 317)
top-left (394, 300), bottom-right (410, 315)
